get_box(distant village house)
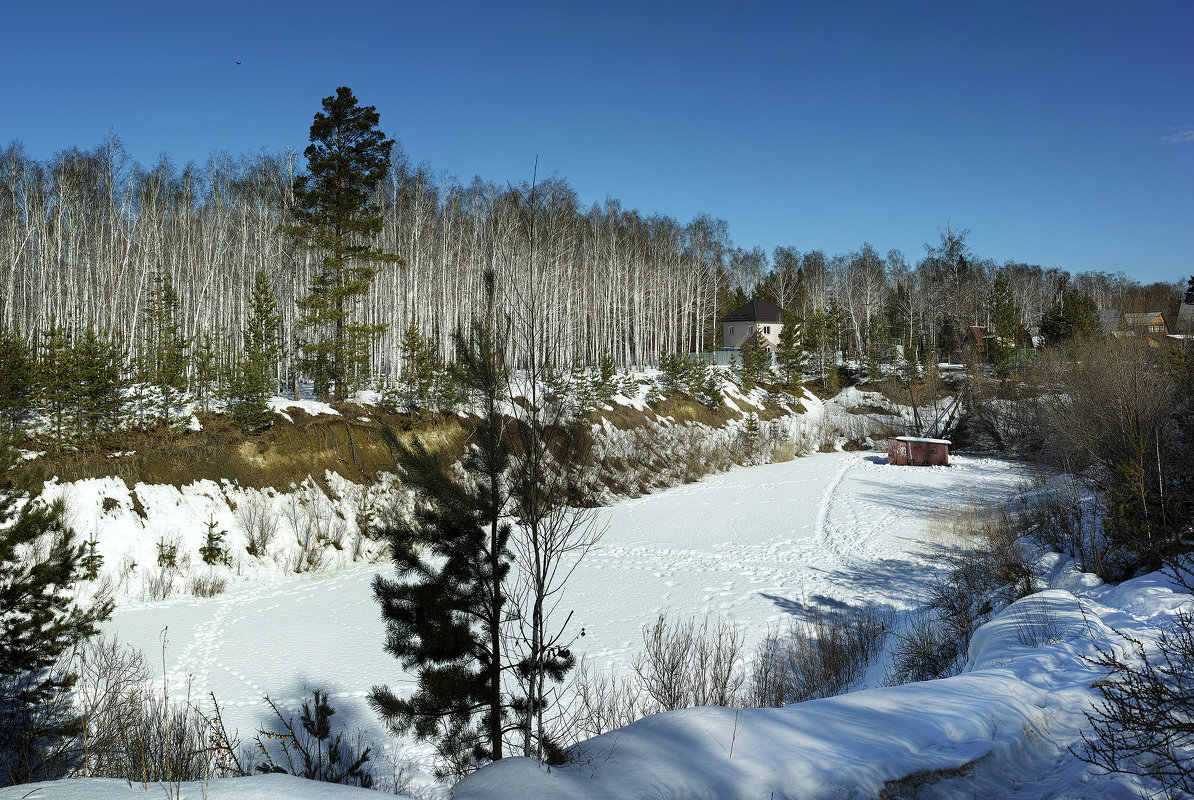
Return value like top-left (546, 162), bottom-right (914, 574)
top-left (1100, 310), bottom-right (1171, 347)
top-left (721, 299), bottom-right (784, 352)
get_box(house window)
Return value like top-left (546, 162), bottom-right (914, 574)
top-left (762, 326), bottom-right (771, 334)
top-left (728, 326), bottom-right (734, 335)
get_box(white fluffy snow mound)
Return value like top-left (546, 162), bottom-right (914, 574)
top-left (454, 573), bottom-right (1193, 800)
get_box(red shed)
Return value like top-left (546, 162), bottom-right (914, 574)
top-left (887, 436), bottom-right (951, 466)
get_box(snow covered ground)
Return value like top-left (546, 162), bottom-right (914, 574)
top-left (74, 453), bottom-right (1027, 791)
top-left (9, 450), bottom-right (1189, 798)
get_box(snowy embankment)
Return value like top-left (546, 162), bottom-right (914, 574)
top-left (455, 568), bottom-right (1191, 800)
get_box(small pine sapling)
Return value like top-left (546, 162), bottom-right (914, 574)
top-left (590, 354), bottom-right (618, 407)
top-left (255, 690), bottom-right (375, 787)
top-left (200, 516), bottom-right (231, 567)
top-left (156, 536), bottom-right (178, 570)
top-left (82, 535), bottom-right (104, 580)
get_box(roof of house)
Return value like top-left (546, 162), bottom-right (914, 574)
top-left (1098, 309), bottom-right (1123, 335)
top-left (722, 299), bottom-right (784, 324)
top-left (1179, 302), bottom-right (1194, 323)
top-left (1123, 311), bottom-right (1166, 328)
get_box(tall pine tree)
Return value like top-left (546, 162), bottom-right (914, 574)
top-left (989, 272), bottom-right (1024, 378)
top-left (287, 87), bottom-right (402, 401)
top-left (370, 271), bottom-right (511, 777)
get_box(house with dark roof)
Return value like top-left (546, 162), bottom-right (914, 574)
top-left (1179, 299), bottom-right (1194, 333)
top-left (721, 299), bottom-right (785, 351)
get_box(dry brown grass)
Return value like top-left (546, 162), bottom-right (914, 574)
top-left (19, 406), bottom-right (471, 494)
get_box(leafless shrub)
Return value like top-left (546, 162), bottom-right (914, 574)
top-left (888, 500), bottom-right (1038, 685)
top-left (186, 572), bottom-right (228, 597)
top-left (236, 493), bottom-right (278, 558)
top-left (1010, 595), bottom-right (1068, 648)
top-left (631, 612), bottom-right (745, 712)
top-left (567, 659), bottom-right (646, 739)
top-left (1022, 474), bottom-right (1106, 576)
top-left (283, 484), bottom-right (329, 573)
top-left (76, 649), bottom-right (212, 784)
top-left (76, 637), bottom-right (150, 777)
top-left (1075, 610), bottom-right (1194, 797)
top-left (142, 567), bottom-right (176, 601)
top-left (886, 609), bottom-right (965, 685)
top-left (750, 604), bottom-right (893, 707)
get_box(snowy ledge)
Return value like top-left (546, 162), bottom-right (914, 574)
top-left (451, 570), bottom-right (1192, 800)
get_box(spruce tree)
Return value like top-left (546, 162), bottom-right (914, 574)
top-left (287, 87), bottom-right (401, 401)
top-left (0, 439), bottom-right (113, 784)
top-left (775, 310), bottom-right (806, 392)
top-left (142, 268), bottom-right (189, 427)
top-left (370, 271), bottom-right (511, 776)
top-left (231, 270), bottom-right (281, 431)
top-left (989, 273), bottom-right (1024, 378)
top-left (36, 324), bottom-right (73, 448)
top-left (0, 328), bottom-right (32, 437)
top-left (68, 326), bottom-right (122, 444)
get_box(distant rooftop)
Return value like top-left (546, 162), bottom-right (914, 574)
top-left (722, 299), bottom-right (784, 323)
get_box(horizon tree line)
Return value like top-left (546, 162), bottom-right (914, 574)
top-left (0, 131), bottom-right (1187, 404)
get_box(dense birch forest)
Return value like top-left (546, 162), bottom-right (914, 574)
top-left (0, 135), bottom-right (1183, 390)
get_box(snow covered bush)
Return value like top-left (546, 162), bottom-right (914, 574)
top-left (750, 604), bottom-right (892, 706)
top-left (1078, 610), bottom-right (1194, 797)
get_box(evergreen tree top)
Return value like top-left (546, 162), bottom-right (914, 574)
top-left (292, 87), bottom-right (396, 240)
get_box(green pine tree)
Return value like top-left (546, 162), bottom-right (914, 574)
top-left (286, 87), bottom-right (402, 401)
top-left (142, 269), bottom-right (190, 428)
top-left (0, 439), bottom-right (113, 784)
top-left (370, 271), bottom-right (511, 776)
top-left (68, 326), bottom-right (122, 445)
top-left (1040, 289), bottom-right (1100, 346)
top-left (738, 330), bottom-right (770, 391)
top-left (775, 310), bottom-right (807, 392)
top-left (192, 329), bottom-right (222, 415)
top-left (989, 272), bottom-right (1025, 378)
top-left (0, 328), bottom-right (32, 437)
top-left (389, 322), bottom-right (438, 414)
top-left (36, 324), bottom-right (73, 448)
top-left (231, 270), bottom-right (282, 432)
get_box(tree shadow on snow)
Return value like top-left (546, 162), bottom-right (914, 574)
top-left (757, 555), bottom-right (951, 621)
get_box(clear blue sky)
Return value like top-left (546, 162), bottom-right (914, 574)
top-left (4, 1), bottom-right (1192, 283)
